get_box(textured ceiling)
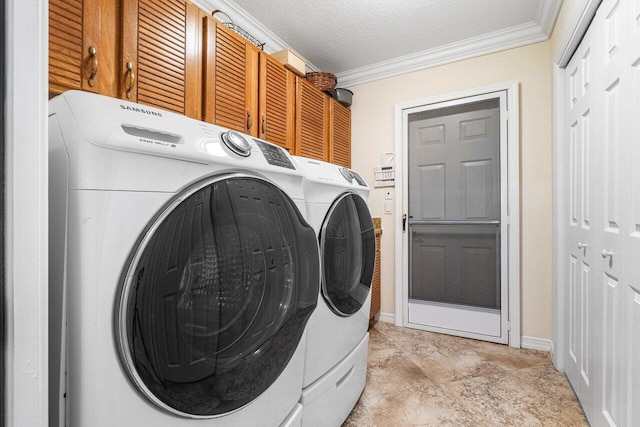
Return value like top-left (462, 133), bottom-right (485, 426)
top-left (224, 0), bottom-right (545, 74)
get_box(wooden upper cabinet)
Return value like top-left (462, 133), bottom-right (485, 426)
top-left (121, 0), bottom-right (203, 119)
top-left (295, 77), bottom-right (330, 161)
top-left (329, 98), bottom-right (351, 168)
top-left (48, 0), bottom-right (349, 159)
top-left (49, 0), bottom-right (119, 97)
top-left (203, 16), bottom-right (259, 135)
top-left (259, 54), bottom-right (296, 151)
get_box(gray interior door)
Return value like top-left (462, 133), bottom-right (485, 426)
top-left (409, 99), bottom-right (500, 308)
top-left (406, 96), bottom-right (507, 341)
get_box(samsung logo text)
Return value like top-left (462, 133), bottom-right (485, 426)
top-left (120, 105), bottom-right (163, 117)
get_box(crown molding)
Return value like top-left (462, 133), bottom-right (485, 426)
top-left (191, 0), bottom-right (562, 87)
top-left (336, 21), bottom-right (548, 87)
top-left (190, 0), bottom-right (319, 72)
top-left (537, 0), bottom-right (563, 36)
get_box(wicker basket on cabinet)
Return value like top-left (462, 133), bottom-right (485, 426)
top-left (305, 72), bottom-right (337, 93)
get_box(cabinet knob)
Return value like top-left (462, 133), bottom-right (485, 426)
top-left (578, 242), bottom-right (588, 249)
top-left (125, 61), bottom-right (136, 99)
top-left (88, 46), bottom-right (98, 87)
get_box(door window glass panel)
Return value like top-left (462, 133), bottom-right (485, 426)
top-left (117, 177), bottom-right (319, 417)
top-left (321, 193), bottom-right (375, 316)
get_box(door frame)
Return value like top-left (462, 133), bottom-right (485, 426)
top-left (5, 0), bottom-right (49, 425)
top-left (394, 81), bottom-right (521, 347)
top-left (552, 0), bottom-right (602, 371)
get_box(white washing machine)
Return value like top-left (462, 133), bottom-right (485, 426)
top-left (48, 91), bottom-right (321, 427)
top-left (293, 157), bottom-right (376, 427)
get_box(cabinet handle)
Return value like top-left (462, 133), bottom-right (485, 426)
top-left (578, 242), bottom-right (588, 249)
top-left (601, 250), bottom-right (614, 259)
top-left (262, 115), bottom-right (267, 138)
top-left (125, 62), bottom-right (135, 99)
top-left (88, 46), bottom-right (98, 87)
top-left (246, 111), bottom-right (253, 132)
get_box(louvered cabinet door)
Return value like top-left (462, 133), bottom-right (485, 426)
top-left (295, 78), bottom-right (329, 161)
top-left (122, 0), bottom-right (202, 118)
top-left (259, 54), bottom-right (296, 151)
top-left (203, 17), bottom-right (259, 135)
top-left (49, 0), bottom-right (119, 97)
top-left (329, 98), bottom-right (351, 167)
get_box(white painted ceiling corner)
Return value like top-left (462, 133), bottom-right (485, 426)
top-left (191, 0), bottom-right (562, 88)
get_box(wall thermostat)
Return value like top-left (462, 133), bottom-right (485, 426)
top-left (374, 165), bottom-right (395, 188)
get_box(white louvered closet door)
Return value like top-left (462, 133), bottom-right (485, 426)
top-left (563, 0), bottom-right (640, 425)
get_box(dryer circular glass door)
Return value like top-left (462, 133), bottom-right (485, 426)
top-left (320, 192), bottom-right (375, 316)
top-left (116, 175), bottom-right (320, 418)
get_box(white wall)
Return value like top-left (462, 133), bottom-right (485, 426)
top-left (350, 41), bottom-right (554, 340)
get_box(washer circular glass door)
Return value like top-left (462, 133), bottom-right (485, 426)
top-left (320, 192), bottom-right (375, 316)
top-left (116, 175), bottom-right (320, 418)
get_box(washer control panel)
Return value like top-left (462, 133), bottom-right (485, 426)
top-left (221, 131), bottom-right (252, 157)
top-left (254, 139), bottom-right (295, 170)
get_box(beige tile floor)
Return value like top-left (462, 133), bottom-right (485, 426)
top-left (343, 322), bottom-right (588, 427)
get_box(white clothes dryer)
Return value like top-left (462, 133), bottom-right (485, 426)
top-left (48, 91), bottom-right (320, 427)
top-left (293, 157), bottom-right (376, 427)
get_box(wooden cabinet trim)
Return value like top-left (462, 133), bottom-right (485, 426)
top-left (121, 0), bottom-right (139, 101)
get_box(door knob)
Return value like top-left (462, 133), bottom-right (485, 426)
top-left (578, 242), bottom-right (588, 249)
top-left (601, 250), bottom-right (613, 258)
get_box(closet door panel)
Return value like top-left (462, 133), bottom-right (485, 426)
top-left (563, 28), bottom-right (600, 421)
top-left (624, 0), bottom-right (640, 424)
top-left (564, 1), bottom-right (640, 425)
top-left (599, 1), bottom-right (629, 423)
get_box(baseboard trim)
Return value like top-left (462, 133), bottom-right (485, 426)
top-left (521, 336), bottom-right (552, 352)
top-left (378, 312), bottom-right (396, 324)
top-left (375, 315), bottom-right (552, 353)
